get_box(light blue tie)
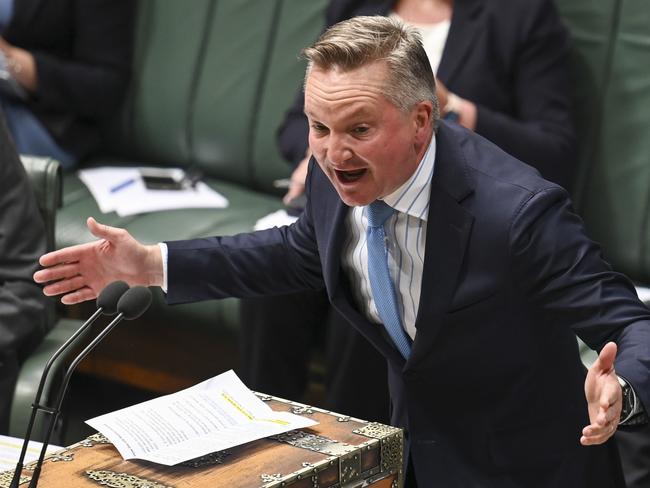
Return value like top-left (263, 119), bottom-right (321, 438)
top-left (366, 200), bottom-right (412, 359)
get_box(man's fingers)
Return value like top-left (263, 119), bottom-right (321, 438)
top-left (595, 403), bottom-right (619, 427)
top-left (593, 341), bottom-right (617, 374)
top-left (42, 275), bottom-right (89, 297)
top-left (37, 241), bottom-right (92, 269)
top-left (581, 420), bottom-right (618, 445)
top-left (34, 262), bottom-right (79, 284)
top-left (87, 216), bottom-right (124, 241)
top-left (60, 286), bottom-right (98, 305)
top-left (600, 380), bottom-right (621, 409)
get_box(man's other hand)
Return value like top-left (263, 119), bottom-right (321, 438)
top-left (581, 342), bottom-right (622, 445)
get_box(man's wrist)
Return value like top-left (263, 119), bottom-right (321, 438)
top-left (144, 243), bottom-right (165, 289)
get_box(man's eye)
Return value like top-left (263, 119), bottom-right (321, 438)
top-left (312, 124), bottom-right (328, 133)
top-left (353, 126), bottom-right (369, 134)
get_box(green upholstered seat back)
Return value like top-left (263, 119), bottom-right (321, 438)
top-left (558, 0), bottom-right (650, 282)
top-left (20, 155), bottom-right (61, 331)
top-left (190, 0), bottom-right (282, 185)
top-left (249, 0), bottom-right (328, 193)
top-left (110, 0), bottom-right (213, 165)
top-left (107, 0), bottom-right (327, 191)
top-left (20, 156), bottom-right (62, 253)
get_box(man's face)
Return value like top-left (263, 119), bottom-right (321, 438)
top-left (304, 61), bottom-right (432, 207)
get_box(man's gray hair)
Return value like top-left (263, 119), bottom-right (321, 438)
top-left (303, 15), bottom-right (438, 118)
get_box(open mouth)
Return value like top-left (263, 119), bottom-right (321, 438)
top-left (335, 168), bottom-right (367, 183)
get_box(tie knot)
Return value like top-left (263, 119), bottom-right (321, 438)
top-left (366, 200), bottom-right (395, 228)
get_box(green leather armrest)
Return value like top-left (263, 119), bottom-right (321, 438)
top-left (20, 156), bottom-right (62, 252)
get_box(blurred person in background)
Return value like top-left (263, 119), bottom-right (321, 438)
top-left (0, 0), bottom-right (133, 170)
top-left (0, 110), bottom-right (48, 433)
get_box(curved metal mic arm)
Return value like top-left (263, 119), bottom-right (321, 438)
top-left (8, 307), bottom-right (104, 488)
top-left (26, 311), bottom-right (128, 488)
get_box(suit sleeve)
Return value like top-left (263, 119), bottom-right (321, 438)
top-left (166, 165), bottom-right (325, 304)
top-left (473, 0), bottom-right (576, 189)
top-left (31, 0), bottom-right (134, 120)
top-left (509, 186), bottom-right (650, 412)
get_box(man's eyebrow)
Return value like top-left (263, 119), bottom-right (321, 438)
top-left (304, 107), bottom-right (372, 120)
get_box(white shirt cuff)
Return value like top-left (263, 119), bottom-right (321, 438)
top-left (158, 242), bottom-right (168, 293)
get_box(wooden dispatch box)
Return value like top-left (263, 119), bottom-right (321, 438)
top-left (1, 394), bottom-right (404, 488)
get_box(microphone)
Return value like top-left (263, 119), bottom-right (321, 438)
top-left (9, 281), bottom-right (129, 488)
top-left (25, 285), bottom-right (152, 488)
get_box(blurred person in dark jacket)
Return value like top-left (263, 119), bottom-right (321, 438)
top-left (0, 0), bottom-right (134, 169)
top-left (0, 110), bottom-right (48, 433)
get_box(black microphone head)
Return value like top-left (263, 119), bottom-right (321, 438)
top-left (116, 286), bottom-right (152, 320)
top-left (96, 281), bottom-right (130, 315)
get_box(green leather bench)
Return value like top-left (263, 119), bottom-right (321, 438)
top-left (558, 0), bottom-right (650, 284)
top-left (54, 0), bottom-right (329, 390)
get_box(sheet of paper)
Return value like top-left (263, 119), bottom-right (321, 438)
top-left (254, 209), bottom-right (299, 230)
top-left (78, 166), bottom-right (228, 216)
top-left (635, 285), bottom-right (650, 305)
top-left (0, 435), bottom-right (62, 472)
top-left (86, 370), bottom-right (318, 466)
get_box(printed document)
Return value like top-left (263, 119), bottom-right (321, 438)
top-left (86, 370), bottom-right (318, 465)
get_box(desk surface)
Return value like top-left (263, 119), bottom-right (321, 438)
top-left (1, 396), bottom-right (403, 488)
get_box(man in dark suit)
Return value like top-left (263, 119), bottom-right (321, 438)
top-left (36, 16), bottom-right (649, 486)
top-left (243, 0), bottom-right (576, 424)
top-left (0, 111), bottom-right (48, 433)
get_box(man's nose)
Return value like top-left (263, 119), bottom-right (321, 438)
top-left (327, 134), bottom-right (352, 164)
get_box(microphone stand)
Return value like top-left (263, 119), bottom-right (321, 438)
top-left (24, 311), bottom-right (128, 488)
top-left (8, 308), bottom-right (104, 488)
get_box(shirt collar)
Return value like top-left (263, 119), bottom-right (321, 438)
top-left (381, 134), bottom-right (436, 222)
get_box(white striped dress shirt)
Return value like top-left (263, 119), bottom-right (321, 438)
top-left (341, 136), bottom-right (436, 341)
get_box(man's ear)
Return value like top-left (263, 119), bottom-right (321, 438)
top-left (413, 100), bottom-right (433, 141)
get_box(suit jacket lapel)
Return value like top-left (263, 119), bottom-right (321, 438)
top-left (437, 0), bottom-right (484, 84)
top-left (331, 283), bottom-right (406, 366)
top-left (322, 196), bottom-right (346, 299)
top-left (407, 122), bottom-right (475, 368)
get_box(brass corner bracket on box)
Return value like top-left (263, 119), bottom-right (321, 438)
top-left (259, 419), bottom-right (404, 488)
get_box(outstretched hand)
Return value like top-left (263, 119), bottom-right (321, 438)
top-left (33, 217), bottom-right (163, 305)
top-left (581, 342), bottom-right (622, 445)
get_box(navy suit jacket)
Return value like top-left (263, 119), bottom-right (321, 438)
top-left (278, 0), bottom-right (576, 190)
top-left (167, 122), bottom-right (650, 486)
